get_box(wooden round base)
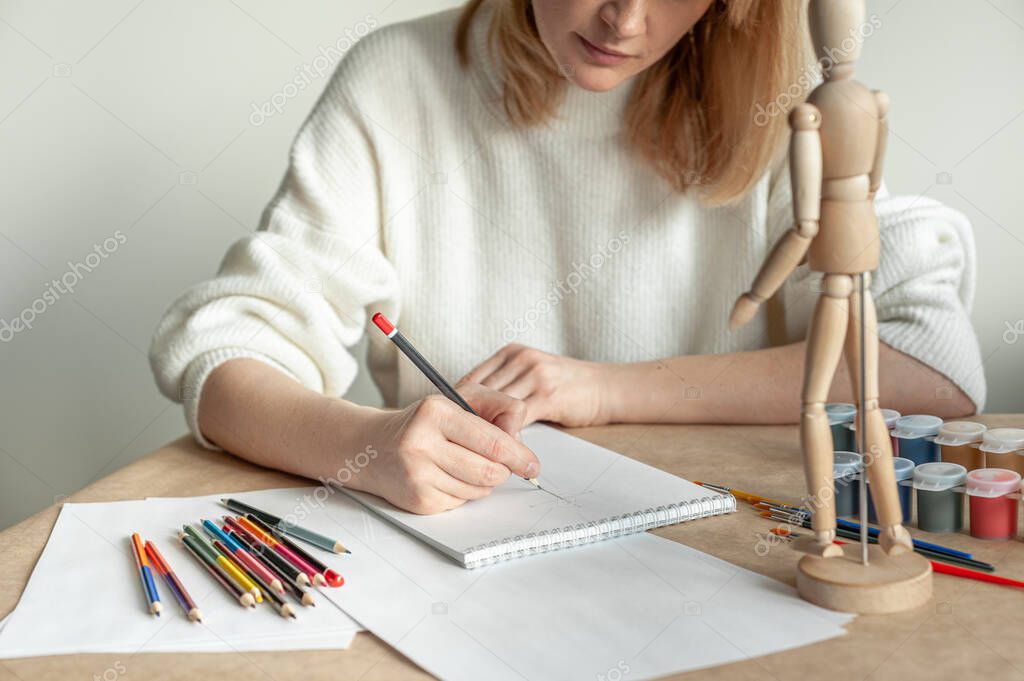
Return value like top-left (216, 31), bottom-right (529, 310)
top-left (796, 544), bottom-right (932, 614)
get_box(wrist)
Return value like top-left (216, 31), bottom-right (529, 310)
top-left (593, 361), bottom-right (631, 424)
top-left (306, 397), bottom-right (391, 487)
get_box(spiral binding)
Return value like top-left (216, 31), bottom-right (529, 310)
top-left (462, 492), bottom-right (736, 569)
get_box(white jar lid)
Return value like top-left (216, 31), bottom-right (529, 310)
top-left (826, 403), bottom-right (856, 426)
top-left (965, 468), bottom-right (1022, 498)
top-left (843, 408), bottom-right (902, 431)
top-left (933, 421), bottom-right (986, 446)
top-left (913, 462), bottom-right (966, 491)
top-left (978, 427), bottom-right (1024, 454)
top-left (833, 451), bottom-right (863, 479)
top-left (892, 414), bottom-right (943, 440)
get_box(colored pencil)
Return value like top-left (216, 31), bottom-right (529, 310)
top-left (371, 311), bottom-right (546, 493)
top-left (210, 539), bottom-right (265, 599)
top-left (223, 517), bottom-right (310, 587)
top-left (704, 480), bottom-right (974, 562)
top-left (236, 515), bottom-right (326, 586)
top-left (181, 534), bottom-right (255, 608)
top-left (183, 524), bottom-right (263, 602)
top-left (834, 518), bottom-right (973, 560)
top-left (202, 519), bottom-right (284, 594)
top-left (130, 533), bottom-right (161, 616)
top-left (221, 498), bottom-right (350, 554)
top-left (771, 529), bottom-right (1023, 590)
top-left (210, 539), bottom-right (295, 619)
top-left (763, 511), bottom-right (996, 572)
top-left (246, 514), bottom-right (345, 588)
top-left (144, 540), bottom-right (202, 622)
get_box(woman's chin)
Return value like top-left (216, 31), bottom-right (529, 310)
top-left (565, 65), bottom-right (631, 93)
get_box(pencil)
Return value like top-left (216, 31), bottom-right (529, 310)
top-left (145, 540), bottom-right (202, 622)
top-left (210, 539), bottom-right (265, 600)
top-left (236, 515), bottom-right (325, 586)
top-left (221, 498), bottom-right (350, 554)
top-left (130, 533), bottom-right (161, 616)
top-left (202, 519), bottom-right (284, 594)
top-left (180, 534), bottom-right (255, 608)
top-left (210, 539), bottom-right (296, 619)
top-left (763, 511), bottom-right (996, 572)
top-left (771, 529), bottom-right (1022, 589)
top-left (246, 514), bottom-right (344, 588)
top-left (183, 524), bottom-right (263, 602)
top-left (224, 519), bottom-right (310, 589)
top-left (371, 311), bottom-right (545, 493)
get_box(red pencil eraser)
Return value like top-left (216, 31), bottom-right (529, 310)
top-left (371, 312), bottom-right (394, 336)
top-left (324, 570), bottom-right (345, 588)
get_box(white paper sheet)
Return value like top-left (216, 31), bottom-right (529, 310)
top-left (343, 424), bottom-right (734, 565)
top-left (0, 496), bottom-right (361, 659)
top-left (242, 486), bottom-right (853, 680)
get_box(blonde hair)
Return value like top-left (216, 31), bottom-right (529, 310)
top-left (456, 0), bottom-right (806, 204)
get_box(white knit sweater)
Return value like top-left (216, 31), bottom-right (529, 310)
top-left (149, 4), bottom-right (985, 447)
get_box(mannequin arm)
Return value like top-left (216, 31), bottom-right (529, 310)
top-left (730, 103), bottom-right (822, 330)
top-left (868, 90), bottom-right (890, 198)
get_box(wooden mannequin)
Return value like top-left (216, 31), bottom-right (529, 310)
top-left (729, 0), bottom-right (931, 613)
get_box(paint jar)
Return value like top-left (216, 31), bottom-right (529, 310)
top-left (866, 457), bottom-right (914, 524)
top-left (966, 468), bottom-right (1021, 540)
top-left (827, 403), bottom-right (856, 452)
top-left (844, 408), bottom-right (901, 454)
top-left (891, 415), bottom-right (943, 466)
top-left (934, 421), bottom-right (986, 471)
top-left (978, 428), bottom-right (1024, 476)
top-left (913, 462), bottom-right (967, 533)
top-left (833, 451), bottom-right (863, 518)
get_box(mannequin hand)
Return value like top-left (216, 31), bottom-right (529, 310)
top-left (460, 344), bottom-right (611, 428)
top-left (356, 383), bottom-right (539, 514)
top-left (728, 293), bottom-right (761, 331)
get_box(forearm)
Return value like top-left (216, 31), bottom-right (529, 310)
top-left (602, 342), bottom-right (975, 425)
top-left (197, 358), bottom-right (382, 484)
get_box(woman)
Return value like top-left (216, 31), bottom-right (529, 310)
top-left (150, 0), bottom-right (984, 514)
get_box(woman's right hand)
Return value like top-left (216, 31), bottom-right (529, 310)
top-left (353, 383), bottom-right (541, 514)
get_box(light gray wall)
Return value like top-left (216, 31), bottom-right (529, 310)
top-left (1, 0), bottom-right (1021, 531)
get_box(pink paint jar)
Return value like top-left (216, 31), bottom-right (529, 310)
top-left (966, 468), bottom-right (1021, 540)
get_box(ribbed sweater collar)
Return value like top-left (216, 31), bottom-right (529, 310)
top-left (467, 0), bottom-right (635, 137)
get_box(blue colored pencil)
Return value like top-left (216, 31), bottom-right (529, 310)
top-left (130, 533), bottom-right (161, 616)
top-left (834, 518), bottom-right (973, 560)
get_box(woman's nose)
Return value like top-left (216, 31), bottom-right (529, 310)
top-left (599, 0), bottom-right (647, 39)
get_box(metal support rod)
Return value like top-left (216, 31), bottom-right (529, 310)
top-left (858, 273), bottom-right (869, 566)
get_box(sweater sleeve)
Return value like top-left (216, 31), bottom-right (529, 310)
top-left (149, 63), bottom-right (399, 449)
top-left (768, 161), bottom-right (986, 411)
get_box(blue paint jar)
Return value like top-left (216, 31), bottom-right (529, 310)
top-left (866, 457), bottom-right (914, 524)
top-left (892, 415), bottom-right (943, 466)
top-left (844, 408), bottom-right (901, 454)
top-left (827, 403), bottom-right (856, 453)
top-left (833, 451), bottom-right (863, 518)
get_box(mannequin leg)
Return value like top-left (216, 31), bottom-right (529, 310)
top-left (846, 273), bottom-right (913, 555)
top-left (797, 274), bottom-right (852, 558)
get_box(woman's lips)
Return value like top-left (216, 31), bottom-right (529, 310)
top-left (576, 33), bottom-right (633, 66)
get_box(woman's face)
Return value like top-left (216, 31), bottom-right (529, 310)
top-left (532, 0), bottom-right (715, 92)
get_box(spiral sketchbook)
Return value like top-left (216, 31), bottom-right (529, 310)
top-left (340, 424), bottom-right (735, 568)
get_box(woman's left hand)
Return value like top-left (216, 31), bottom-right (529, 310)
top-left (459, 344), bottom-right (613, 428)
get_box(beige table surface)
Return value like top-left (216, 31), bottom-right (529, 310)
top-left (2, 416), bottom-right (1023, 681)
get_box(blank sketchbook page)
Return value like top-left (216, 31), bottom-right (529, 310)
top-left (342, 424), bottom-right (734, 567)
